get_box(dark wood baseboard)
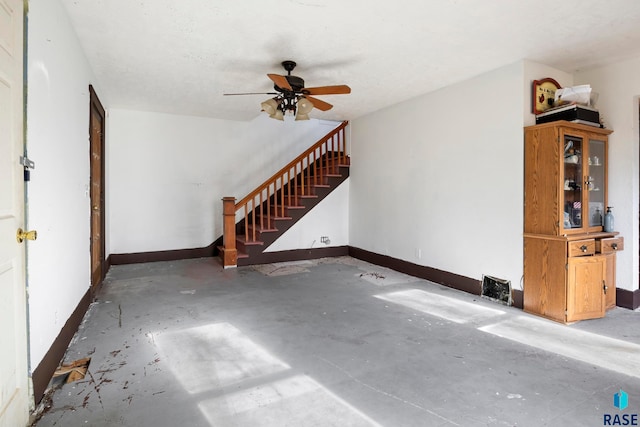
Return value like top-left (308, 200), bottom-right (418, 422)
top-left (108, 243), bottom-right (638, 313)
top-left (616, 287), bottom-right (640, 310)
top-left (32, 289), bottom-right (92, 405)
top-left (244, 246), bottom-right (349, 265)
top-left (109, 242), bottom-right (217, 265)
top-left (348, 246), bottom-right (481, 296)
top-left (512, 289), bottom-right (524, 309)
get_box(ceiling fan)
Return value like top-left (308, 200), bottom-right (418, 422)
top-left (224, 60), bottom-right (351, 120)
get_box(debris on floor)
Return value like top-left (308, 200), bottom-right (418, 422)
top-left (359, 272), bottom-right (386, 280)
top-left (53, 357), bottom-right (91, 384)
top-left (253, 260), bottom-right (313, 276)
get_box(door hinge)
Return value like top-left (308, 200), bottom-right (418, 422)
top-left (20, 156), bottom-right (35, 169)
top-left (20, 156), bottom-right (35, 182)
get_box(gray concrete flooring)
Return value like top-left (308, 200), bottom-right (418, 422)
top-left (33, 257), bottom-right (640, 427)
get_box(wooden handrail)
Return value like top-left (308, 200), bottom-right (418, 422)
top-left (221, 120), bottom-right (349, 267)
top-left (235, 121), bottom-right (348, 208)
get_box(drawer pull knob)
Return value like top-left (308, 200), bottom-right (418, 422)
top-left (612, 243), bottom-right (618, 250)
top-left (603, 280), bottom-right (608, 294)
top-left (580, 245), bottom-right (588, 252)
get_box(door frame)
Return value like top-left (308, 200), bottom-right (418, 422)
top-left (89, 85), bottom-right (105, 293)
top-left (0, 0), bottom-right (30, 424)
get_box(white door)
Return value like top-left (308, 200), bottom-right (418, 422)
top-left (0, 0), bottom-right (30, 426)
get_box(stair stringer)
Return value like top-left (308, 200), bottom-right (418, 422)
top-left (264, 177), bottom-right (349, 254)
top-left (236, 164), bottom-right (349, 266)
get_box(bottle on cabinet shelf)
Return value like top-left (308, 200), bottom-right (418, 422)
top-left (604, 206), bottom-right (614, 232)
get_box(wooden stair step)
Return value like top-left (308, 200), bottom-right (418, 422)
top-left (296, 184), bottom-right (330, 193)
top-left (254, 215), bottom-right (293, 229)
top-left (272, 204), bottom-right (305, 210)
top-left (272, 215), bottom-right (293, 220)
top-left (217, 245), bottom-right (249, 259)
top-left (246, 224), bottom-right (278, 232)
top-left (236, 236), bottom-right (264, 246)
top-left (235, 236), bottom-right (263, 254)
top-left (269, 205), bottom-right (299, 217)
top-left (259, 214), bottom-right (293, 222)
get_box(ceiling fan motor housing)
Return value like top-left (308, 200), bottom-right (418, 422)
top-left (281, 75), bottom-right (304, 92)
top-left (274, 60), bottom-right (305, 92)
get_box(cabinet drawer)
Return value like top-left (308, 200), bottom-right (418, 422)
top-left (568, 239), bottom-right (595, 257)
top-left (596, 237), bottom-right (624, 253)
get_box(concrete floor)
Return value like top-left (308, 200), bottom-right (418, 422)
top-left (33, 256), bottom-right (640, 427)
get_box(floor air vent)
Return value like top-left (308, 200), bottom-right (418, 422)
top-left (481, 275), bottom-right (512, 306)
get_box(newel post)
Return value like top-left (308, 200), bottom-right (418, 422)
top-left (221, 197), bottom-right (237, 268)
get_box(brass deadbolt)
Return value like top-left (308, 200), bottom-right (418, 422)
top-left (16, 228), bottom-right (37, 243)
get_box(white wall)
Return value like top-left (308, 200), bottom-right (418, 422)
top-left (265, 179), bottom-right (350, 252)
top-left (575, 57), bottom-right (640, 292)
top-left (350, 57), bottom-right (635, 295)
top-left (107, 110), bottom-right (341, 253)
top-left (350, 62), bottom-right (525, 288)
top-left (26, 0), bottom-right (102, 368)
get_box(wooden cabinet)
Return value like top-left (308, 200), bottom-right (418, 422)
top-left (523, 233), bottom-right (622, 323)
top-left (523, 121), bottom-right (623, 323)
top-left (524, 121), bottom-right (612, 236)
top-left (566, 252), bottom-right (606, 322)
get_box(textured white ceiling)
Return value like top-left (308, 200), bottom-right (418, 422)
top-left (60, 0), bottom-right (640, 122)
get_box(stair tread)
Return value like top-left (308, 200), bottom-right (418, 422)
top-left (236, 236), bottom-right (264, 245)
top-left (297, 184), bottom-right (330, 189)
top-left (217, 246), bottom-right (249, 259)
top-left (247, 225), bottom-right (278, 232)
top-left (260, 214), bottom-right (293, 220)
top-left (272, 204), bottom-right (305, 209)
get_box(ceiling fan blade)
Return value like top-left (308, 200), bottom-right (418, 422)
top-left (267, 74), bottom-right (292, 90)
top-left (306, 96), bottom-right (333, 111)
top-left (302, 85), bottom-right (351, 95)
top-left (224, 92), bottom-right (278, 96)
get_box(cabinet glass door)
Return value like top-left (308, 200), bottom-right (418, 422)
top-left (563, 135), bottom-right (583, 229)
top-left (587, 139), bottom-right (606, 227)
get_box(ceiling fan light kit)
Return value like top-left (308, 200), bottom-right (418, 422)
top-left (226, 60), bottom-right (351, 121)
top-left (271, 109), bottom-right (284, 121)
top-left (295, 111), bottom-right (310, 121)
top-left (294, 96), bottom-right (314, 121)
top-left (260, 98), bottom-right (278, 115)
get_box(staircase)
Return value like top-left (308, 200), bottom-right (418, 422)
top-left (220, 121), bottom-right (350, 267)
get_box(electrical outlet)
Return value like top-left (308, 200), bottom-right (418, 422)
top-left (321, 236), bottom-right (330, 244)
